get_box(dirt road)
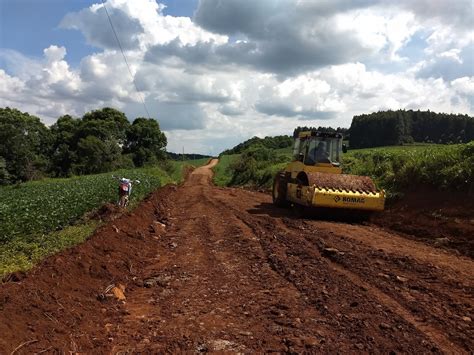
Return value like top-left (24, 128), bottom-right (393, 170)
top-left (1, 159), bottom-right (473, 353)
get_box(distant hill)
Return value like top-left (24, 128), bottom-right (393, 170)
top-left (167, 152), bottom-right (212, 161)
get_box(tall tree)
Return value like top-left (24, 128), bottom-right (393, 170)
top-left (81, 107), bottom-right (130, 143)
top-left (50, 114), bottom-right (81, 177)
top-left (124, 118), bottom-right (167, 167)
top-left (0, 157), bottom-right (10, 185)
top-left (0, 107), bottom-right (52, 182)
top-left (73, 136), bottom-right (122, 174)
top-left (77, 108), bottom-right (132, 172)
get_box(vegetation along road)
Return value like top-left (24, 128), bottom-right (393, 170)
top-left (0, 160), bottom-right (473, 353)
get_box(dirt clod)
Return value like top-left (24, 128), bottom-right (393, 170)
top-left (396, 276), bottom-right (409, 283)
top-left (379, 323), bottom-right (392, 330)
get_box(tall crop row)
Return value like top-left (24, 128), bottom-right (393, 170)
top-left (342, 142), bottom-right (474, 196)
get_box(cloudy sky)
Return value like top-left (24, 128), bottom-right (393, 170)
top-left (0, 0), bottom-right (473, 154)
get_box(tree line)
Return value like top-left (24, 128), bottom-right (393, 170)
top-left (220, 135), bottom-right (294, 155)
top-left (292, 126), bottom-right (349, 139)
top-left (219, 110), bottom-right (473, 160)
top-left (221, 127), bottom-right (350, 156)
top-left (167, 152), bottom-right (212, 161)
top-left (0, 107), bottom-right (167, 184)
top-left (349, 110), bottom-right (474, 148)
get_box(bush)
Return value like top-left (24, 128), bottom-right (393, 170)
top-left (228, 146), bottom-right (288, 188)
top-left (0, 157), bottom-right (10, 185)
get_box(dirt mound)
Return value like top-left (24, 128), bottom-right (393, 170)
top-left (182, 165), bottom-right (195, 181)
top-left (0, 186), bottom-right (173, 353)
top-left (307, 172), bottom-right (377, 193)
top-left (86, 202), bottom-right (121, 222)
top-left (373, 188), bottom-right (474, 258)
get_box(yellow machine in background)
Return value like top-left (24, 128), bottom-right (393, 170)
top-left (273, 131), bottom-right (385, 212)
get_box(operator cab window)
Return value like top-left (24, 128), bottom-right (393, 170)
top-left (303, 137), bottom-right (341, 166)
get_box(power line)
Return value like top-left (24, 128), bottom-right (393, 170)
top-left (100, 0), bottom-right (151, 119)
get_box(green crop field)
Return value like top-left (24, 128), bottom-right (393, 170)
top-left (342, 143), bottom-right (474, 196)
top-left (0, 159), bottom-right (207, 275)
top-left (0, 169), bottom-right (162, 242)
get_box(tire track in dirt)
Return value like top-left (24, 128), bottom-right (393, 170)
top-left (286, 219), bottom-right (474, 352)
top-left (326, 261), bottom-right (462, 354)
top-left (110, 185), bottom-right (239, 352)
top-left (210, 187), bottom-right (473, 353)
top-left (194, 190), bottom-right (412, 352)
top-left (310, 220), bottom-right (474, 281)
top-left (210, 192), bottom-right (441, 353)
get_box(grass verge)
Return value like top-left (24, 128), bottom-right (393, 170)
top-left (0, 221), bottom-right (99, 276)
top-left (213, 154), bottom-right (240, 186)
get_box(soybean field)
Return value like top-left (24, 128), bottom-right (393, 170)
top-left (0, 169), bottom-right (167, 243)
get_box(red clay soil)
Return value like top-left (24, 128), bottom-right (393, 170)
top-left (373, 188), bottom-right (474, 258)
top-left (0, 160), bottom-right (473, 353)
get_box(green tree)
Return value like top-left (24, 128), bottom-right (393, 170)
top-left (0, 107), bottom-right (52, 182)
top-left (221, 135), bottom-right (293, 155)
top-left (50, 108), bottom-right (132, 176)
top-left (349, 110), bottom-right (473, 148)
top-left (81, 107), bottom-right (130, 143)
top-left (73, 136), bottom-right (122, 174)
top-left (228, 146), bottom-right (286, 186)
top-left (125, 118), bottom-right (167, 167)
top-left (77, 108), bottom-right (132, 172)
top-left (0, 157), bottom-right (10, 184)
top-left (50, 114), bottom-right (81, 177)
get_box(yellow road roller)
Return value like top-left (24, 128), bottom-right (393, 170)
top-left (273, 131), bottom-right (385, 211)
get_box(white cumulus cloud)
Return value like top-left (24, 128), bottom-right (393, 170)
top-left (0, 0), bottom-right (473, 154)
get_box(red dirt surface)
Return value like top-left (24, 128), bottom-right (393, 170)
top-left (373, 188), bottom-right (474, 258)
top-left (1, 160), bottom-right (473, 353)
